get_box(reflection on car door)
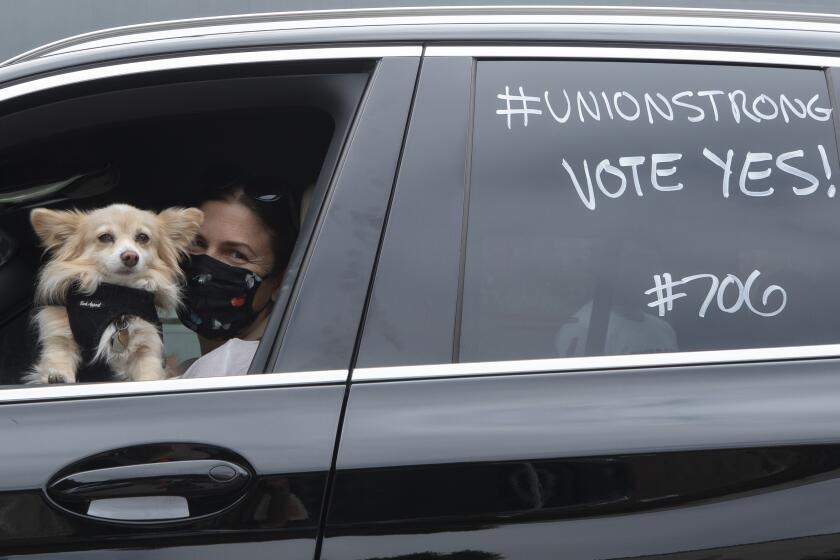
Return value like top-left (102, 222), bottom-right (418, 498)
top-left (327, 361), bottom-right (840, 560)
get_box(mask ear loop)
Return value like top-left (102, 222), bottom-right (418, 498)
top-left (242, 258), bottom-right (289, 337)
top-left (241, 275), bottom-right (277, 336)
top-left (252, 297), bottom-right (274, 317)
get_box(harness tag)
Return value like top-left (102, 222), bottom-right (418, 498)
top-left (111, 316), bottom-right (130, 354)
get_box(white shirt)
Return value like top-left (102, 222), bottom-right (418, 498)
top-left (182, 338), bottom-right (259, 378)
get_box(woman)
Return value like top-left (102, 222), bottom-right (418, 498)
top-left (177, 170), bottom-right (298, 378)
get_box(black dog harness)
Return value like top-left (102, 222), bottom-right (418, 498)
top-left (65, 283), bottom-right (162, 382)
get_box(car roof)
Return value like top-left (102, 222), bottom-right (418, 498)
top-left (4, 5), bottom-right (840, 85)
top-left (9, 4), bottom-right (840, 62)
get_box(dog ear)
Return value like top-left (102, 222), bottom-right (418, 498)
top-left (30, 208), bottom-right (84, 250)
top-left (158, 207), bottom-right (204, 250)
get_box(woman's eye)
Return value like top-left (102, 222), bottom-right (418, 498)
top-left (98, 233), bottom-right (114, 243)
top-left (232, 251), bottom-right (248, 261)
top-left (188, 238), bottom-right (208, 255)
top-left (135, 233), bottom-right (150, 244)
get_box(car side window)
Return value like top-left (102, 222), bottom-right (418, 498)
top-left (0, 63), bottom-right (370, 386)
top-left (459, 60), bottom-right (840, 363)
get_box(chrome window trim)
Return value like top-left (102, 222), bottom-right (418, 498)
top-left (0, 370), bottom-right (348, 403)
top-left (0, 46), bottom-right (422, 105)
top-left (0, 345), bottom-right (830, 417)
top-left (424, 45), bottom-right (840, 67)
top-left (352, 344), bottom-right (840, 382)
top-left (16, 8), bottom-right (840, 63)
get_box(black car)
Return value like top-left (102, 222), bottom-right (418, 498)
top-left (3, 5), bottom-right (840, 559)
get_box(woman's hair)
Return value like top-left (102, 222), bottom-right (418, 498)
top-left (197, 165), bottom-right (298, 276)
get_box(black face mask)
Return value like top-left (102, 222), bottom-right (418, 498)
top-left (177, 254), bottom-right (267, 340)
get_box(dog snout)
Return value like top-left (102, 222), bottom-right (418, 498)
top-left (120, 250), bottom-right (139, 268)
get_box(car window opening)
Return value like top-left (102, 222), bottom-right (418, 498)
top-left (0, 73), bottom-right (346, 387)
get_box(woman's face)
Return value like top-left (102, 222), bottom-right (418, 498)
top-left (190, 200), bottom-right (275, 276)
top-left (189, 199), bottom-right (283, 330)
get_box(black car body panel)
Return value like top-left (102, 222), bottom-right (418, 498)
top-left (0, 386), bottom-right (342, 556)
top-left (326, 360), bottom-right (840, 559)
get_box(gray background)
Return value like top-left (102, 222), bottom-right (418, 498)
top-left (2, 0), bottom-right (840, 63)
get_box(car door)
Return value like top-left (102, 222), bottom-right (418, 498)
top-left (0, 47), bottom-right (420, 557)
top-left (322, 48), bottom-right (840, 559)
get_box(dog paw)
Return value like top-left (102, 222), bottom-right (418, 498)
top-left (24, 367), bottom-right (74, 385)
top-left (44, 367), bottom-right (75, 384)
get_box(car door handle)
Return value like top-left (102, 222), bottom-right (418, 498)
top-left (46, 444), bottom-right (255, 524)
top-left (49, 459), bottom-right (250, 502)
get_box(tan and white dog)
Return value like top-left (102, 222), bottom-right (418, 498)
top-left (26, 204), bottom-right (203, 384)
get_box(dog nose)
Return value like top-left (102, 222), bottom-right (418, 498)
top-left (121, 251), bottom-right (139, 268)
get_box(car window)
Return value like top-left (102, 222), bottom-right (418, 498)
top-left (0, 64), bottom-right (370, 386)
top-left (458, 60), bottom-right (840, 363)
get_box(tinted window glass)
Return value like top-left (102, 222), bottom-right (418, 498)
top-left (461, 61), bottom-right (840, 362)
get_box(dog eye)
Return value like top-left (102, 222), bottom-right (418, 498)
top-left (97, 233), bottom-right (114, 243)
top-left (135, 233), bottom-right (150, 244)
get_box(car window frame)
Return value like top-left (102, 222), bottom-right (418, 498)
top-left (352, 44), bottom-right (840, 383)
top-left (0, 44), bottom-right (422, 403)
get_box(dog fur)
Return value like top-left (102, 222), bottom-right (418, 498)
top-left (26, 203), bottom-right (203, 384)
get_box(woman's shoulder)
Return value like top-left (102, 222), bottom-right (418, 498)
top-left (181, 338), bottom-right (259, 378)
